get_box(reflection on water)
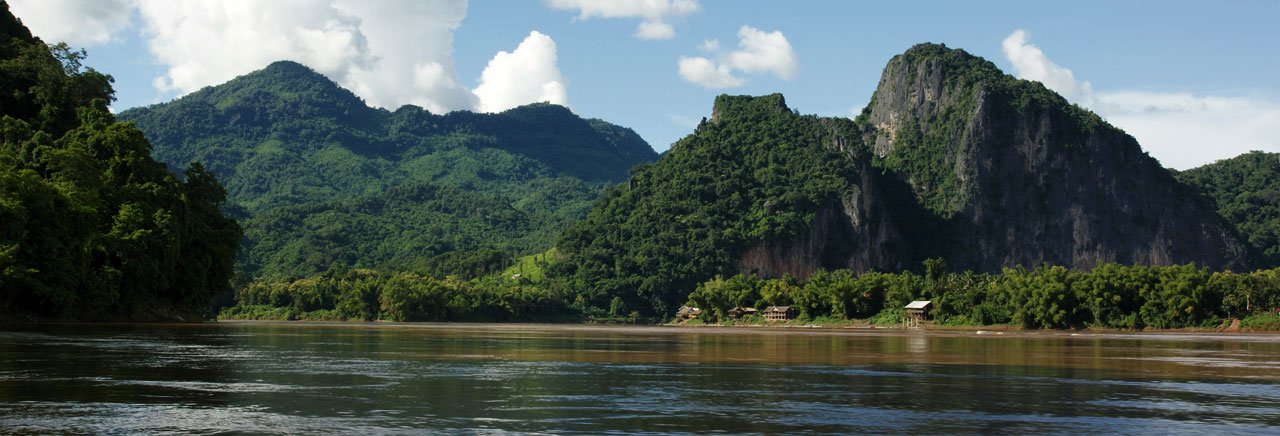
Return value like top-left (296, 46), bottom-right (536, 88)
top-left (1, 322), bottom-right (1279, 434)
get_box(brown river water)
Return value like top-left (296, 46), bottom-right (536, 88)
top-left (2, 322), bottom-right (1279, 434)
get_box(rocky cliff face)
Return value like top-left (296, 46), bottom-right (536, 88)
top-left (736, 135), bottom-right (912, 279)
top-left (857, 44), bottom-right (1249, 271)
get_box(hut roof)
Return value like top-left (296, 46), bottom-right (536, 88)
top-left (763, 306), bottom-right (792, 313)
top-left (905, 300), bottom-right (933, 310)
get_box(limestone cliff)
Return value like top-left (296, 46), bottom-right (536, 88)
top-left (554, 45), bottom-right (1253, 315)
top-left (859, 43), bottom-right (1249, 271)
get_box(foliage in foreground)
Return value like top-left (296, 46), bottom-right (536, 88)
top-left (0, 5), bottom-right (241, 320)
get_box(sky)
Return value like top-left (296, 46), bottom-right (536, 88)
top-left (10, 0), bottom-right (1280, 169)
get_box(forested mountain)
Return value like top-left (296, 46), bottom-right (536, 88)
top-left (0, 4), bottom-right (241, 320)
top-left (552, 94), bottom-right (888, 314)
top-left (553, 44), bottom-right (1252, 315)
top-left (119, 61), bottom-right (657, 279)
top-left (1178, 151), bottom-right (1280, 267)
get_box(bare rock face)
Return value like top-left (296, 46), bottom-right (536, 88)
top-left (735, 156), bottom-right (912, 279)
top-left (858, 43), bottom-right (1250, 271)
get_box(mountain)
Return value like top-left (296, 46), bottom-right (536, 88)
top-left (1177, 151), bottom-right (1280, 267)
top-left (552, 94), bottom-right (880, 313)
top-left (119, 61), bottom-right (657, 279)
top-left (552, 44), bottom-right (1251, 315)
top-left (0, 3), bottom-right (240, 320)
top-left (858, 43), bottom-right (1248, 272)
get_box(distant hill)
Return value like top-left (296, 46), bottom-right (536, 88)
top-left (119, 61), bottom-right (657, 279)
top-left (1178, 151), bottom-right (1280, 267)
top-left (552, 44), bottom-right (1251, 315)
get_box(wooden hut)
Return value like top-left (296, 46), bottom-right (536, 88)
top-left (904, 300), bottom-right (933, 329)
top-left (727, 307), bottom-right (758, 319)
top-left (676, 305), bottom-right (703, 320)
top-left (762, 306), bottom-right (795, 321)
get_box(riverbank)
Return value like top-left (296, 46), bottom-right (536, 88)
top-left (201, 318), bottom-right (1280, 340)
top-left (670, 314), bottom-right (1280, 333)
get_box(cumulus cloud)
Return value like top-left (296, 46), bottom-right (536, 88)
top-left (1001, 29), bottom-right (1280, 169)
top-left (473, 31), bottom-right (568, 113)
top-left (726, 26), bottom-right (798, 80)
top-left (1001, 30), bottom-right (1093, 104)
top-left (331, 0), bottom-right (477, 113)
top-left (10, 0), bottom-right (135, 47)
top-left (25, 0), bottom-right (570, 114)
top-left (134, 1), bottom-right (374, 95)
top-left (545, 0), bottom-right (698, 40)
top-left (678, 25), bottom-right (797, 89)
top-left (133, 0), bottom-right (482, 113)
top-left (677, 56), bottom-right (743, 89)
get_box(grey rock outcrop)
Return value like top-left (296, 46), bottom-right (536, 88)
top-left (855, 43), bottom-right (1249, 271)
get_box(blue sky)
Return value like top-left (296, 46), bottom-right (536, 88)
top-left (11, 0), bottom-right (1279, 169)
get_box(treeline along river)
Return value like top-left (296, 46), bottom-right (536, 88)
top-left (2, 322), bottom-right (1279, 434)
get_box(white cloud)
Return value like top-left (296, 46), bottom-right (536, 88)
top-left (545, 0), bottom-right (699, 40)
top-left (133, 0), bottom-right (482, 113)
top-left (1001, 30), bottom-right (1093, 104)
top-left (473, 31), bottom-right (568, 113)
top-left (634, 20), bottom-right (675, 40)
top-left (331, 0), bottom-right (477, 113)
top-left (678, 25), bottom-right (797, 89)
top-left (1097, 92), bottom-right (1280, 169)
top-left (33, 0), bottom-right (569, 115)
top-left (698, 39), bottom-right (719, 52)
top-left (10, 0), bottom-right (135, 47)
top-left (726, 26), bottom-right (797, 80)
top-left (135, 1), bottom-right (375, 95)
top-left (1001, 29), bottom-right (1280, 169)
top-left (677, 56), bottom-right (743, 88)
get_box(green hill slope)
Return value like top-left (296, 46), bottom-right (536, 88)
top-left (1178, 151), bottom-right (1280, 267)
top-left (119, 61), bottom-right (657, 279)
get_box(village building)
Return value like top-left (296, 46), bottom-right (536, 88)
top-left (904, 300), bottom-right (933, 328)
top-left (762, 306), bottom-right (796, 321)
top-left (676, 305), bottom-right (702, 320)
top-left (727, 307), bottom-right (758, 319)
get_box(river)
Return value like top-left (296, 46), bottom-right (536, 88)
top-left (1, 322), bottom-right (1278, 434)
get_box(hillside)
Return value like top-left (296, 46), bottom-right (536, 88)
top-left (0, 3), bottom-right (240, 320)
top-left (119, 62), bottom-right (657, 279)
top-left (553, 44), bottom-right (1252, 315)
top-left (1178, 151), bottom-right (1280, 267)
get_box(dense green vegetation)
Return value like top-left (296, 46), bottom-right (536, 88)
top-left (686, 262), bottom-right (1280, 330)
top-left (220, 267), bottom-right (580, 322)
top-left (1178, 151), bottom-right (1280, 267)
top-left (551, 94), bottom-right (864, 316)
top-left (0, 5), bottom-right (240, 320)
top-left (219, 259), bottom-right (1280, 331)
top-left (119, 61), bottom-right (656, 281)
